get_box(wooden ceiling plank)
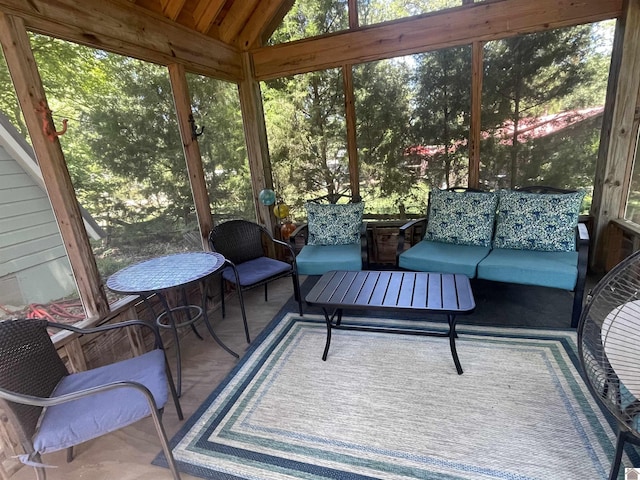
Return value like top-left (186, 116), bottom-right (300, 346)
top-left (218, 0), bottom-right (259, 45)
top-left (251, 0), bottom-right (623, 80)
top-left (0, 0), bottom-right (243, 81)
top-left (193, 0), bottom-right (225, 34)
top-left (162, 0), bottom-right (187, 21)
top-left (236, 0), bottom-right (289, 50)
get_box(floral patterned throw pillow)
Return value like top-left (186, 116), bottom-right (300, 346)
top-left (306, 202), bottom-right (364, 246)
top-left (425, 190), bottom-right (498, 247)
top-left (493, 190), bottom-right (586, 252)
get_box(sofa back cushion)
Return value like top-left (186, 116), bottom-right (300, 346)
top-left (492, 189), bottom-right (585, 252)
top-left (425, 190), bottom-right (498, 247)
top-left (305, 202), bottom-right (364, 246)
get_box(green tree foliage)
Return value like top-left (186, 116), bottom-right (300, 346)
top-left (269, 0), bottom-right (348, 44)
top-left (354, 59), bottom-right (415, 211)
top-left (265, 69), bottom-right (347, 212)
top-left (358, 0), bottom-right (461, 25)
top-left (0, 36), bottom-right (252, 248)
top-left (0, 7), bottom-right (614, 228)
top-left (412, 46), bottom-right (471, 189)
top-left (481, 25), bottom-right (602, 189)
top-left (265, 0), bottom-right (612, 217)
top-left (186, 73), bottom-right (253, 220)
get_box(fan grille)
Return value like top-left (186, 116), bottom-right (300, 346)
top-left (579, 251), bottom-right (640, 431)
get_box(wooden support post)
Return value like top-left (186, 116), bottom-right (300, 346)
top-left (238, 52), bottom-right (275, 233)
top-left (343, 0), bottom-right (360, 202)
top-left (591, 0), bottom-right (640, 271)
top-left (63, 338), bottom-right (88, 373)
top-left (0, 13), bottom-right (109, 319)
top-left (168, 63), bottom-right (213, 250)
top-left (343, 65), bottom-right (360, 202)
top-left (468, 41), bottom-right (483, 189)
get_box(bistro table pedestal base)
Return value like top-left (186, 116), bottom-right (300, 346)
top-left (107, 252), bottom-right (241, 397)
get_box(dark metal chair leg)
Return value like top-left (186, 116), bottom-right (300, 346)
top-left (225, 260), bottom-right (250, 344)
top-left (66, 446), bottom-right (73, 463)
top-left (292, 273), bottom-right (303, 316)
top-left (199, 281), bottom-right (239, 358)
top-left (158, 294), bottom-right (184, 397)
top-left (149, 406), bottom-right (182, 480)
top-left (164, 357), bottom-right (184, 420)
top-left (608, 430), bottom-right (626, 480)
top-left (220, 276), bottom-right (226, 318)
top-left (181, 288), bottom-right (203, 340)
top-left (237, 287), bottom-right (250, 344)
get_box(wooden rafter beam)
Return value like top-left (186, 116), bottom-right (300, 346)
top-left (258, 0), bottom-right (294, 47)
top-left (0, 0), bottom-right (243, 82)
top-left (218, 0), bottom-right (259, 45)
top-left (236, 0), bottom-right (287, 50)
top-left (251, 0), bottom-right (623, 81)
top-left (162, 0), bottom-right (187, 21)
top-left (192, 0), bottom-right (225, 34)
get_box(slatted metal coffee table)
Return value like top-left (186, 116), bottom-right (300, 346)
top-left (305, 270), bottom-right (475, 374)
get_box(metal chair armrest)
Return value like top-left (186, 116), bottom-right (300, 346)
top-left (360, 222), bottom-right (369, 269)
top-left (289, 224), bottom-right (309, 251)
top-left (0, 380), bottom-right (158, 409)
top-left (47, 319), bottom-right (163, 350)
top-left (396, 217), bottom-right (427, 266)
top-left (572, 222), bottom-right (590, 328)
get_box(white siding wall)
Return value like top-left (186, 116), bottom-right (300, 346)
top-left (0, 147), bottom-right (75, 305)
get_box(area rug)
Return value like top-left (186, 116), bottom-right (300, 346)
top-left (155, 313), bottom-right (632, 479)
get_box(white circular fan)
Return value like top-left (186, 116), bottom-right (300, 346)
top-left (579, 251), bottom-right (640, 480)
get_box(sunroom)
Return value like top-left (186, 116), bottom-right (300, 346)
top-left (0, 0), bottom-right (639, 478)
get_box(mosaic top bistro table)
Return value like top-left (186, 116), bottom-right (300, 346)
top-left (106, 251), bottom-right (240, 396)
top-left (305, 270), bottom-right (476, 374)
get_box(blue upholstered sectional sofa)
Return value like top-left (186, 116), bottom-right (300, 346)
top-left (396, 187), bottom-right (589, 328)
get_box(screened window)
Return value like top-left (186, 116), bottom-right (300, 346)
top-left (354, 46), bottom-right (471, 216)
top-left (625, 131), bottom-right (640, 224)
top-left (358, 0), bottom-right (463, 26)
top-left (269, 0), bottom-right (349, 44)
top-left (480, 21), bottom-right (614, 213)
top-left (263, 69), bottom-right (347, 219)
top-left (0, 42), bottom-right (84, 324)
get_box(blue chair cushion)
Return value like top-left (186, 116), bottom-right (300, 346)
top-left (33, 349), bottom-right (168, 454)
top-left (425, 190), bottom-right (498, 247)
top-left (222, 256), bottom-right (291, 287)
top-left (477, 248), bottom-right (578, 290)
top-left (305, 202), bottom-right (364, 245)
top-left (493, 190), bottom-right (585, 252)
top-left (398, 240), bottom-right (490, 278)
top-left (296, 244), bottom-right (362, 275)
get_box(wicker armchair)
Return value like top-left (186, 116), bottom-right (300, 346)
top-left (0, 318), bottom-right (183, 480)
top-left (208, 220), bottom-right (303, 339)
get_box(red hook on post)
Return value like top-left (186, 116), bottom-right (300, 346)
top-left (36, 100), bottom-right (68, 142)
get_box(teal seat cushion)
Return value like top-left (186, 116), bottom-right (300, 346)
top-left (477, 248), bottom-right (578, 290)
top-left (296, 244), bottom-right (362, 275)
top-left (398, 240), bottom-right (490, 278)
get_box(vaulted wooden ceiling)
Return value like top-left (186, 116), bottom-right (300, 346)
top-left (0, 0), bottom-right (624, 83)
top-left (130, 0), bottom-right (294, 50)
